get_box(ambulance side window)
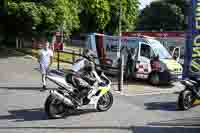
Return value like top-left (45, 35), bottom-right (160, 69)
top-left (127, 40), bottom-right (138, 55)
top-left (140, 44), bottom-right (152, 59)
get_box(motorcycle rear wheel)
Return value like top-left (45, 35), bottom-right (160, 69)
top-left (45, 95), bottom-right (68, 119)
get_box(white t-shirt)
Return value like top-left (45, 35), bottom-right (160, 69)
top-left (39, 49), bottom-right (53, 65)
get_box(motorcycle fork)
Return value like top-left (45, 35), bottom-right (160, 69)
top-left (187, 87), bottom-right (200, 100)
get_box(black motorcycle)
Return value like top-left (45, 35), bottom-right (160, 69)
top-left (177, 77), bottom-right (200, 110)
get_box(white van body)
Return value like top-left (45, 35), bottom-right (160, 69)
top-left (86, 33), bottom-right (183, 83)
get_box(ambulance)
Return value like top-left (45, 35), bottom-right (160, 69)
top-left (85, 33), bottom-right (183, 85)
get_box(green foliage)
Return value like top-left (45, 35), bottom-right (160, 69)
top-left (2, 0), bottom-right (139, 38)
top-left (51, 0), bottom-right (80, 35)
top-left (79, 0), bottom-right (139, 34)
top-left (108, 0), bottom-right (139, 33)
top-left (5, 0), bottom-right (80, 37)
top-left (164, 0), bottom-right (187, 14)
top-left (79, 0), bottom-right (111, 32)
top-left (136, 0), bottom-right (186, 31)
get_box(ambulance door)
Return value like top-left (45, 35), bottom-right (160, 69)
top-left (136, 42), bottom-right (152, 79)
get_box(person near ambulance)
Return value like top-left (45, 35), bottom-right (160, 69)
top-left (38, 41), bottom-right (53, 89)
top-left (150, 55), bottom-right (161, 72)
top-left (125, 48), bottom-right (137, 80)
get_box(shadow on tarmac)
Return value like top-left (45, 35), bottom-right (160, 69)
top-left (144, 101), bottom-right (200, 112)
top-left (0, 87), bottom-right (56, 91)
top-left (0, 108), bottom-right (97, 122)
top-left (124, 79), bottom-right (175, 88)
top-left (144, 101), bottom-right (178, 111)
top-left (0, 106), bottom-right (199, 133)
top-left (0, 48), bottom-right (25, 59)
top-left (149, 117), bottom-right (200, 127)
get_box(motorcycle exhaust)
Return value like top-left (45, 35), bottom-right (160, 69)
top-left (51, 90), bottom-right (74, 106)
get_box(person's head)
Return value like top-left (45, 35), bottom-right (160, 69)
top-left (83, 49), bottom-right (97, 61)
top-left (44, 42), bottom-right (49, 50)
top-left (154, 54), bottom-right (159, 61)
top-left (127, 48), bottom-right (131, 53)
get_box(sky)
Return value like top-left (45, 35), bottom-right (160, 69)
top-left (139, 0), bottom-right (155, 10)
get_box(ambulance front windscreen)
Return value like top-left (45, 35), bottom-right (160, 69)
top-left (149, 39), bottom-right (172, 59)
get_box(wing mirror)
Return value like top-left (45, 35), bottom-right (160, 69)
top-left (172, 47), bottom-right (180, 62)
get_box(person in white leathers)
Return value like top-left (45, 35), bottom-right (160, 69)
top-left (38, 41), bottom-right (53, 89)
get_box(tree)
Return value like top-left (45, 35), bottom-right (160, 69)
top-left (135, 0), bottom-right (185, 31)
top-left (105, 0), bottom-right (139, 34)
top-left (165, 0), bottom-right (187, 14)
top-left (49, 0), bottom-right (80, 36)
top-left (1, 0), bottom-right (139, 44)
top-left (4, 0), bottom-right (80, 37)
top-left (79, 0), bottom-right (111, 33)
top-left (79, 0), bottom-right (139, 34)
top-left (7, 2), bottom-right (41, 35)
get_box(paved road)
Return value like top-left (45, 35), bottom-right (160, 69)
top-left (0, 88), bottom-right (199, 133)
top-left (0, 49), bottom-right (199, 133)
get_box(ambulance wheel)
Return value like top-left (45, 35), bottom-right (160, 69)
top-left (149, 72), bottom-right (160, 86)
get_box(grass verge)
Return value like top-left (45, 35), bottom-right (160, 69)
top-left (15, 48), bottom-right (81, 63)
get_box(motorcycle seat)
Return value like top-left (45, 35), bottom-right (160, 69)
top-left (48, 69), bottom-right (65, 77)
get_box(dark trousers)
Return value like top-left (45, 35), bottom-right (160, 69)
top-left (66, 72), bottom-right (93, 98)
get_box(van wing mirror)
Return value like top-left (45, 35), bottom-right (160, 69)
top-left (172, 47), bottom-right (180, 62)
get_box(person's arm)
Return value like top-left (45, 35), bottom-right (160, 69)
top-left (38, 50), bottom-right (41, 63)
top-left (49, 50), bottom-right (53, 67)
top-left (49, 56), bottom-right (53, 67)
top-left (92, 70), bottom-right (103, 83)
top-left (89, 61), bottom-right (103, 83)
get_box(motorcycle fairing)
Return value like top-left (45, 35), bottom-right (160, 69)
top-left (46, 70), bottom-right (74, 92)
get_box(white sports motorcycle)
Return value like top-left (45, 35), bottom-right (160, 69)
top-left (44, 69), bottom-right (113, 119)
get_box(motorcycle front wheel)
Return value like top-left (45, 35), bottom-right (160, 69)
top-left (97, 91), bottom-right (113, 112)
top-left (45, 95), bottom-right (68, 119)
top-left (177, 90), bottom-right (195, 110)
